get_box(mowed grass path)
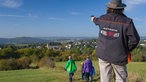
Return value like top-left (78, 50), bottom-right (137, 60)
top-left (0, 61), bottom-right (146, 82)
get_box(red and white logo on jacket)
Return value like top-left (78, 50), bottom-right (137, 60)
top-left (100, 27), bottom-right (120, 39)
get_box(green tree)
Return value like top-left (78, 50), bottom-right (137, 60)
top-left (0, 47), bottom-right (18, 59)
top-left (16, 48), bottom-right (34, 57)
top-left (45, 49), bottom-right (59, 57)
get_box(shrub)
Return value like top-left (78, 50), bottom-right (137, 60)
top-left (29, 63), bottom-right (39, 69)
top-left (38, 56), bottom-right (55, 68)
top-left (127, 72), bottom-right (143, 82)
top-left (132, 55), bottom-right (146, 62)
top-left (54, 56), bottom-right (63, 62)
top-left (29, 55), bottom-right (39, 69)
top-left (0, 59), bottom-right (9, 70)
top-left (0, 58), bottom-right (18, 70)
top-left (17, 56), bottom-right (31, 69)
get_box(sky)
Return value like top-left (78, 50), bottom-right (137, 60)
top-left (0, 0), bottom-right (146, 38)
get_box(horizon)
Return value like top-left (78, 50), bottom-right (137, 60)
top-left (0, 36), bottom-right (146, 39)
top-left (0, 0), bottom-right (146, 38)
top-left (0, 36), bottom-right (98, 39)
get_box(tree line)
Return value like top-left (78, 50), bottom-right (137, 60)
top-left (0, 40), bottom-right (146, 70)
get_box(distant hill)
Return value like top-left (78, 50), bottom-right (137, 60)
top-left (0, 36), bottom-right (96, 44)
top-left (0, 37), bottom-right (49, 44)
top-left (1, 36), bottom-right (144, 44)
top-left (39, 36), bottom-right (96, 41)
top-left (140, 36), bottom-right (146, 40)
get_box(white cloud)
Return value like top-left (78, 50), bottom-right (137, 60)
top-left (123, 0), bottom-right (146, 10)
top-left (0, 0), bottom-right (23, 8)
top-left (124, 0), bottom-right (146, 5)
top-left (48, 17), bottom-right (64, 21)
top-left (70, 11), bottom-right (81, 15)
top-left (0, 14), bottom-right (38, 18)
top-left (0, 14), bottom-right (25, 17)
top-left (27, 13), bottom-right (38, 18)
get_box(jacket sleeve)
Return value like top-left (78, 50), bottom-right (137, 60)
top-left (126, 20), bottom-right (140, 51)
top-left (65, 61), bottom-right (69, 69)
top-left (74, 61), bottom-right (77, 71)
top-left (83, 62), bottom-right (86, 72)
top-left (93, 17), bottom-right (100, 25)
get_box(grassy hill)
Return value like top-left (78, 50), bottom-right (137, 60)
top-left (0, 61), bottom-right (146, 82)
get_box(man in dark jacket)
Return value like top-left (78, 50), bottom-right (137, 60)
top-left (91, 0), bottom-right (140, 82)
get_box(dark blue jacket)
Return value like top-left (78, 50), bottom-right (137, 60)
top-left (90, 66), bottom-right (95, 76)
top-left (93, 13), bottom-right (140, 65)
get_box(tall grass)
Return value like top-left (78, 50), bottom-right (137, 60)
top-left (0, 61), bottom-right (146, 82)
top-left (127, 62), bottom-right (146, 82)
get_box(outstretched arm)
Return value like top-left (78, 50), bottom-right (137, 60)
top-left (91, 15), bottom-right (95, 22)
top-left (91, 15), bottom-right (100, 25)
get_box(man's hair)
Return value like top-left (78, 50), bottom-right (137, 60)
top-left (68, 55), bottom-right (72, 60)
top-left (86, 55), bottom-right (90, 59)
top-left (106, 8), bottom-right (124, 15)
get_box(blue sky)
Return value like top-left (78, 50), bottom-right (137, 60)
top-left (0, 0), bottom-right (146, 38)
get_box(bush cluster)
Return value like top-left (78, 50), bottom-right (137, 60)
top-left (132, 55), bottom-right (146, 62)
top-left (38, 56), bottom-right (55, 68)
top-left (0, 57), bottom-right (31, 71)
top-left (0, 56), bottom-right (55, 71)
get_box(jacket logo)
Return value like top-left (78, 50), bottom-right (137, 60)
top-left (100, 27), bottom-right (120, 39)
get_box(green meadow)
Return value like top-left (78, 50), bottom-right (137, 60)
top-left (0, 61), bottom-right (146, 82)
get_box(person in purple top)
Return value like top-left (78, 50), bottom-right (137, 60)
top-left (83, 55), bottom-right (93, 82)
